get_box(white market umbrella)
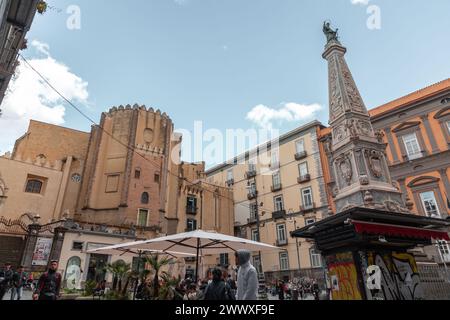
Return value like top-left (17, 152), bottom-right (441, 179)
top-left (92, 230), bottom-right (282, 281)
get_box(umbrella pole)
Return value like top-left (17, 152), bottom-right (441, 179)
top-left (195, 238), bottom-right (200, 283)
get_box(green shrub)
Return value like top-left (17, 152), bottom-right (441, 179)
top-left (83, 280), bottom-right (97, 297)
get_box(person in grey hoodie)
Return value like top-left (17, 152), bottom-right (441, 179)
top-left (235, 250), bottom-right (258, 300)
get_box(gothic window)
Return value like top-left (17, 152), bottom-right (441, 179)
top-left (25, 179), bottom-right (43, 194)
top-left (141, 192), bottom-right (149, 204)
top-left (420, 191), bottom-right (441, 218)
top-left (402, 133), bottom-right (422, 160)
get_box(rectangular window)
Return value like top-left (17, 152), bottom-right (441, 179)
top-left (447, 121), bottom-right (450, 135)
top-left (305, 218), bottom-right (316, 226)
top-left (420, 191), bottom-right (441, 218)
top-left (137, 209), bottom-right (149, 227)
top-left (302, 187), bottom-right (314, 209)
top-left (402, 133), bottom-right (422, 160)
top-left (299, 162), bottom-right (309, 177)
top-left (248, 160), bottom-right (256, 172)
top-left (437, 240), bottom-right (450, 263)
top-left (251, 229), bottom-right (259, 242)
top-left (274, 195), bottom-right (284, 212)
top-left (187, 219), bottom-right (197, 231)
top-left (249, 182), bottom-right (257, 194)
top-left (220, 253), bottom-right (229, 267)
top-left (296, 139), bottom-right (305, 154)
top-left (271, 149), bottom-right (280, 167)
top-left (134, 170), bottom-right (141, 179)
top-left (106, 174), bottom-right (120, 193)
top-left (227, 169), bottom-right (234, 182)
top-left (253, 255), bottom-right (262, 274)
top-left (72, 241), bottom-right (84, 251)
top-left (154, 173), bottom-right (160, 183)
top-left (279, 252), bottom-right (289, 271)
top-left (310, 249), bottom-right (322, 268)
top-left (249, 203), bottom-right (258, 221)
top-left (187, 196), bottom-right (197, 214)
top-left (272, 171), bottom-right (281, 188)
top-left (276, 224), bottom-right (287, 243)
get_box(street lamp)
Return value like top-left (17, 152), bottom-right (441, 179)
top-left (288, 215), bottom-right (301, 274)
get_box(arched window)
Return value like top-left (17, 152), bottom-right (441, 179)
top-left (141, 192), bottom-right (149, 204)
top-left (25, 180), bottom-right (43, 194)
top-left (64, 256), bottom-right (82, 288)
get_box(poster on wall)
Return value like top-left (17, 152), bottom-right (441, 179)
top-left (32, 237), bottom-right (53, 266)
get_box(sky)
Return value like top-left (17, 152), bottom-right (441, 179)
top-left (1, 0), bottom-right (449, 167)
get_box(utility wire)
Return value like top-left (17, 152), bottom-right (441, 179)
top-left (18, 53), bottom-right (272, 214)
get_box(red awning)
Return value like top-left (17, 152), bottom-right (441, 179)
top-left (352, 220), bottom-right (450, 241)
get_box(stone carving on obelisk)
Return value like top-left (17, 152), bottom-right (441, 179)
top-left (322, 22), bottom-right (409, 214)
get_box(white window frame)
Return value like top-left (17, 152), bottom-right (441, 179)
top-left (296, 139), bottom-right (305, 154)
top-left (302, 187), bottom-right (314, 209)
top-left (272, 171), bottom-right (281, 187)
top-left (271, 149), bottom-right (280, 167)
top-left (310, 249), bottom-right (322, 268)
top-left (447, 121), bottom-right (450, 135)
top-left (420, 191), bottom-right (441, 218)
top-left (276, 224), bottom-right (287, 243)
top-left (402, 133), bottom-right (422, 160)
top-left (274, 195), bottom-right (284, 212)
top-left (249, 203), bottom-right (258, 221)
top-left (305, 218), bottom-right (316, 226)
top-left (226, 169), bottom-right (234, 181)
top-left (251, 229), bottom-right (259, 242)
top-left (137, 209), bottom-right (149, 227)
top-left (437, 240), bottom-right (450, 263)
top-left (299, 162), bottom-right (309, 177)
top-left (279, 252), bottom-right (290, 271)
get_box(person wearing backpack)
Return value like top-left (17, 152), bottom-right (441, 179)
top-left (33, 260), bottom-right (62, 301)
top-left (204, 268), bottom-right (235, 301)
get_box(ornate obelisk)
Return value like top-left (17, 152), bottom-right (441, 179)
top-left (322, 22), bottom-right (409, 214)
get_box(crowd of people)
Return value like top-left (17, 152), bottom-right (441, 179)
top-left (269, 278), bottom-right (328, 300)
top-left (0, 260), bottom-right (62, 301)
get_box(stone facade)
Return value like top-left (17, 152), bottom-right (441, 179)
top-left (0, 106), bottom-right (234, 278)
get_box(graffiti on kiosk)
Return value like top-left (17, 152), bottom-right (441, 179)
top-left (364, 252), bottom-right (424, 300)
top-left (326, 252), bottom-right (363, 300)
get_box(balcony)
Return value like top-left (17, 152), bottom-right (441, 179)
top-left (186, 206), bottom-right (198, 215)
top-left (225, 179), bottom-right (234, 187)
top-left (298, 174), bottom-right (311, 184)
top-left (300, 203), bottom-right (316, 213)
top-left (246, 170), bottom-right (257, 179)
top-left (272, 210), bottom-right (286, 220)
top-left (276, 239), bottom-right (289, 247)
top-left (271, 184), bottom-right (282, 192)
top-left (247, 216), bottom-right (258, 224)
top-left (295, 151), bottom-right (308, 161)
top-left (247, 191), bottom-right (258, 200)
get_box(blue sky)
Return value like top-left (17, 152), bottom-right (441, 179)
top-left (1, 0), bottom-right (449, 165)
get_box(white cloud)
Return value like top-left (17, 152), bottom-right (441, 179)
top-left (0, 40), bottom-right (89, 154)
top-left (351, 0), bottom-right (370, 5)
top-left (246, 102), bottom-right (323, 130)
